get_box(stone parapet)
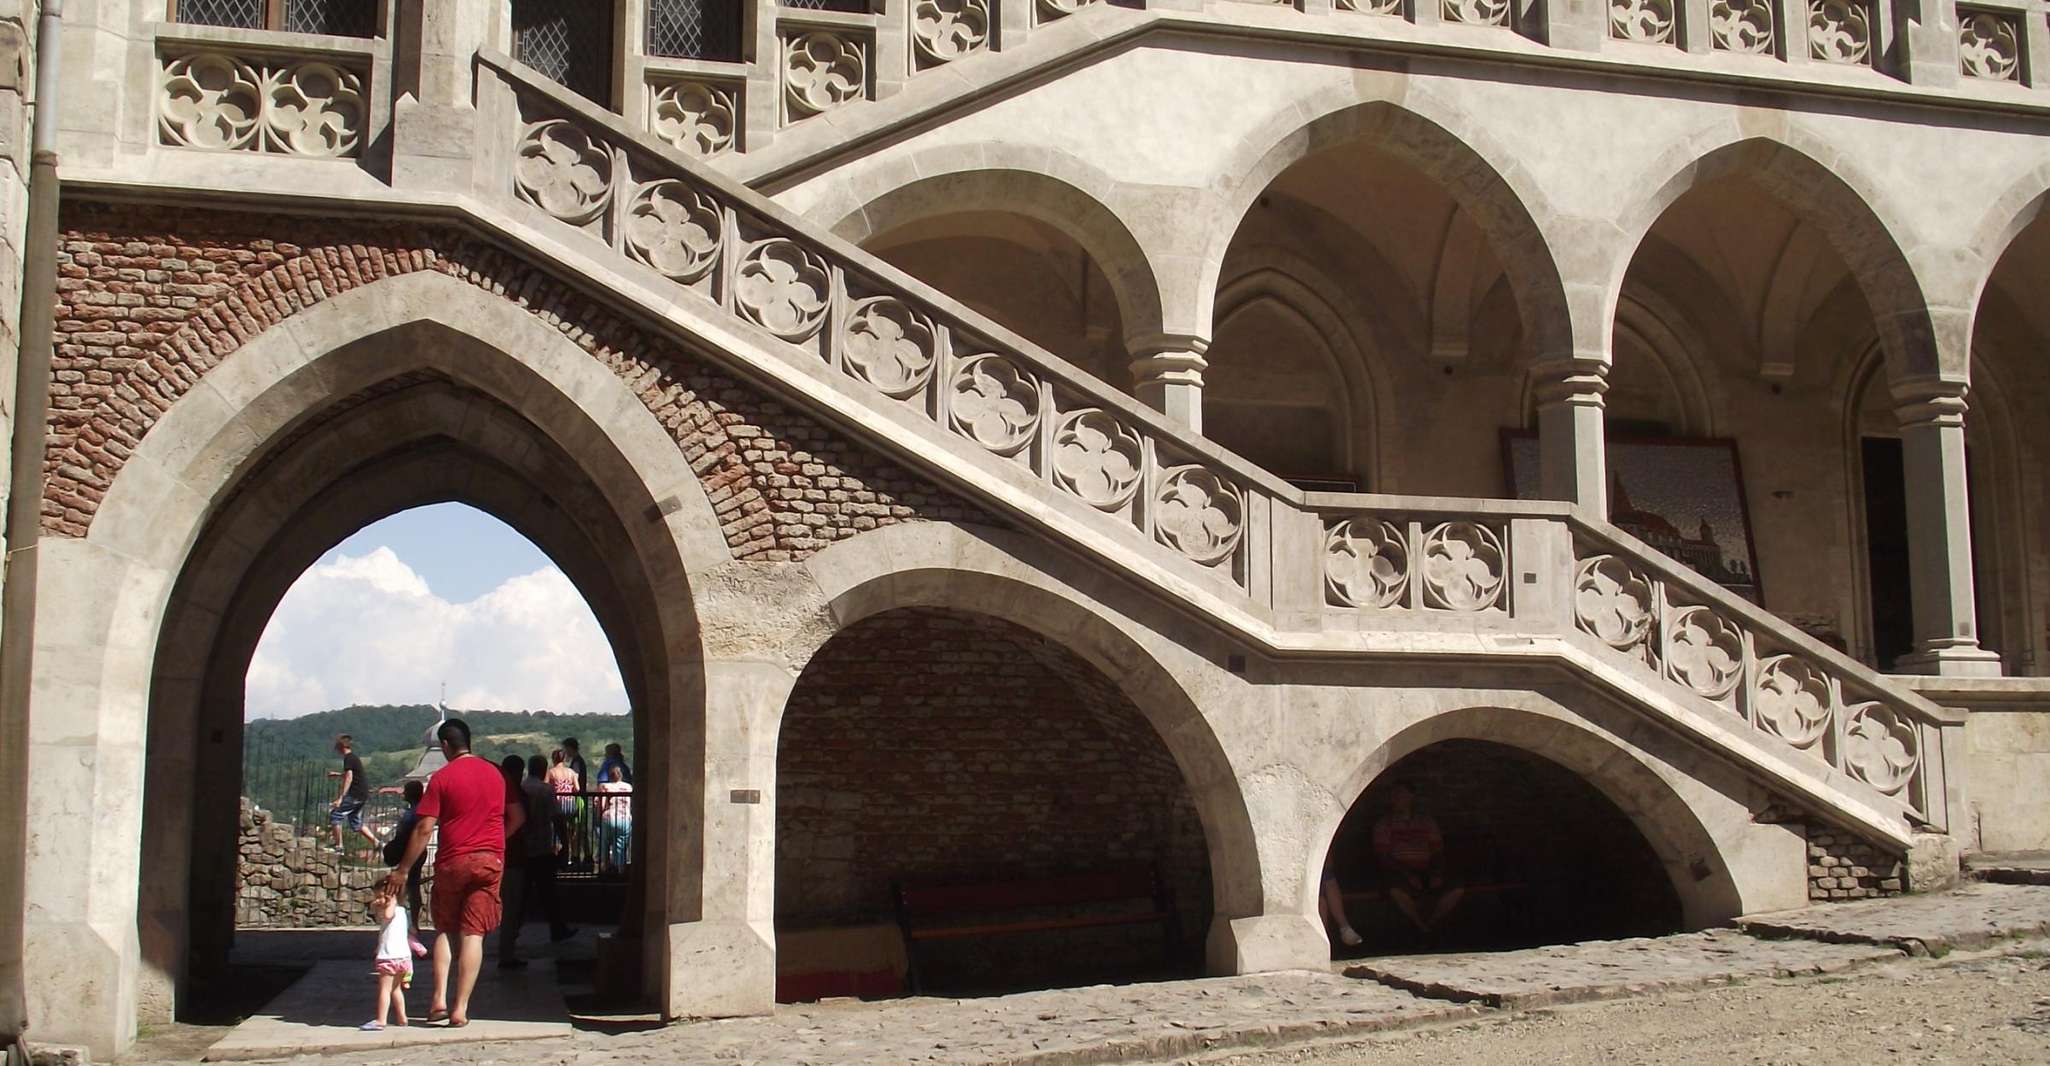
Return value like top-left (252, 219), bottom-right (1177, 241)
top-left (233, 798), bottom-right (394, 929)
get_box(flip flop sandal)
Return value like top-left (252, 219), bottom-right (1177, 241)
top-left (445, 1017), bottom-right (469, 1028)
top-left (426, 1009), bottom-right (450, 1024)
top-left (358, 1021), bottom-right (384, 1032)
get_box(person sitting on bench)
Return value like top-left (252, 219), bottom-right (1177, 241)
top-left (1318, 859), bottom-right (1363, 948)
top-left (1372, 782), bottom-right (1464, 935)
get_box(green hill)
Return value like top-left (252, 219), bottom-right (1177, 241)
top-left (242, 704), bottom-right (634, 833)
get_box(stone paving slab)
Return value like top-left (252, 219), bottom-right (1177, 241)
top-left (1342, 928), bottom-right (1900, 1009)
top-left (581, 972), bottom-right (1479, 1066)
top-left (1736, 882), bottom-right (2050, 954)
top-left (1969, 853), bottom-right (2050, 886)
top-left (204, 959), bottom-right (573, 1061)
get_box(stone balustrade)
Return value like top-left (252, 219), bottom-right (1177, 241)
top-left (488, 56), bottom-right (1957, 845)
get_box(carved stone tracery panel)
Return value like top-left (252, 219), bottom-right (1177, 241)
top-left (1959, 9), bottom-right (2022, 81)
top-left (1422, 522), bottom-right (1506, 612)
top-left (650, 79), bottom-right (738, 158)
top-left (1755, 655), bottom-right (1834, 749)
top-left (1326, 519), bottom-right (1409, 609)
top-left (1052, 409), bottom-right (1144, 509)
top-left (624, 180), bottom-right (723, 283)
top-left (783, 32), bottom-right (867, 121)
top-left (1710, 0), bottom-right (1776, 53)
top-left (842, 297), bottom-right (939, 398)
top-left (1155, 467), bottom-right (1244, 566)
top-left (736, 238), bottom-right (833, 339)
top-left (159, 51), bottom-right (366, 157)
top-left (1610, 0), bottom-right (1677, 44)
top-left (949, 355), bottom-right (1040, 455)
top-left (1443, 0), bottom-right (1513, 25)
top-left (1576, 555), bottom-right (1656, 660)
top-left (1807, 0), bottom-right (1873, 65)
top-left (913, 0), bottom-right (992, 66)
top-left (514, 119), bottom-right (615, 228)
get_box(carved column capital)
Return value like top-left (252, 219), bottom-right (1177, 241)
top-left (1890, 377), bottom-right (1970, 430)
top-left (1125, 332), bottom-right (1209, 430)
top-left (1530, 357), bottom-right (1610, 409)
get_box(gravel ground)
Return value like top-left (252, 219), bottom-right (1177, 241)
top-left (1177, 943), bottom-right (2050, 1066)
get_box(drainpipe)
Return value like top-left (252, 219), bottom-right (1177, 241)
top-left (1, 2), bottom-right (63, 1061)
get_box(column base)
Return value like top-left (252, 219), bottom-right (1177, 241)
top-left (1906, 832), bottom-right (1962, 894)
top-left (1894, 644), bottom-right (2003, 678)
top-left (25, 920), bottom-right (134, 1059)
top-left (658, 918), bottom-right (776, 1019)
top-left (1204, 913), bottom-right (1328, 976)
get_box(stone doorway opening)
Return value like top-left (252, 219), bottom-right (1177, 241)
top-left (135, 363), bottom-right (692, 1032)
top-left (773, 607), bottom-right (1212, 1000)
top-left (1322, 740), bottom-right (1683, 955)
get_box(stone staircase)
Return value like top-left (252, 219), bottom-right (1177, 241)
top-left (473, 53), bottom-right (1960, 854)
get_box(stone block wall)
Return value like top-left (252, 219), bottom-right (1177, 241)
top-left (234, 798), bottom-right (391, 928)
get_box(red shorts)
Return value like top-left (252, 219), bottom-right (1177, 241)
top-left (430, 851), bottom-right (504, 937)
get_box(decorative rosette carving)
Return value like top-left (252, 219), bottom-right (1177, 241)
top-left (1807, 0), bottom-right (1872, 64)
top-left (1052, 410), bottom-right (1144, 509)
top-left (736, 239), bottom-right (832, 340)
top-left (1575, 555), bottom-right (1655, 656)
top-left (784, 33), bottom-right (866, 119)
top-left (624, 181), bottom-right (723, 283)
top-left (1338, 0), bottom-right (1405, 13)
top-left (914, 0), bottom-right (991, 65)
top-left (1843, 703), bottom-right (1919, 795)
top-left (949, 355), bottom-right (1040, 454)
top-left (1155, 467), bottom-right (1244, 566)
top-left (1422, 522), bottom-right (1505, 612)
top-left (1610, 0), bottom-right (1676, 43)
top-left (1443, 0), bottom-right (1512, 24)
top-left (1755, 655), bottom-right (1834, 749)
top-left (1959, 10), bottom-right (2021, 81)
top-left (160, 53), bottom-right (263, 150)
top-left (842, 297), bottom-right (938, 398)
top-left (263, 61), bottom-right (365, 156)
top-left (1710, 0), bottom-right (1776, 53)
top-left (1326, 519), bottom-right (1410, 609)
top-left (1664, 606), bottom-right (1744, 701)
top-left (651, 81), bottom-right (737, 158)
top-left (515, 119), bottom-right (614, 227)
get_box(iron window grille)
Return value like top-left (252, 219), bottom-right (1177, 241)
top-left (169, 0), bottom-right (381, 37)
top-left (647, 0), bottom-right (745, 61)
top-left (780, 0), bottom-right (872, 11)
top-left (514, 0), bottom-right (619, 106)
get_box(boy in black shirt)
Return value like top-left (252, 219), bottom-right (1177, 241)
top-left (328, 733), bottom-right (379, 853)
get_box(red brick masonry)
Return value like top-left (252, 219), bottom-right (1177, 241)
top-left (46, 202), bottom-right (991, 557)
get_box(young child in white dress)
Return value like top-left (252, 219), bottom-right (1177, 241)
top-left (362, 884), bottom-right (412, 1031)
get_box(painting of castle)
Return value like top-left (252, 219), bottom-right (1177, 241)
top-left (1505, 433), bottom-right (1763, 604)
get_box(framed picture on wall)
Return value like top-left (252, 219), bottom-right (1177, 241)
top-left (1503, 431), bottom-right (1764, 604)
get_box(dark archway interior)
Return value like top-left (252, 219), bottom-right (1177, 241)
top-left (1325, 740), bottom-right (1682, 954)
top-left (774, 607), bottom-right (1210, 999)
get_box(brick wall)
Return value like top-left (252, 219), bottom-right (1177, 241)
top-left (775, 608), bottom-right (1210, 988)
top-left (1327, 740), bottom-right (1684, 948)
top-left (46, 202), bottom-right (993, 556)
top-left (1756, 800), bottom-right (1905, 901)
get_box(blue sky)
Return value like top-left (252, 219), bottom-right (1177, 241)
top-left (245, 503), bottom-right (629, 719)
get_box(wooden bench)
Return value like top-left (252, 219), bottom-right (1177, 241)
top-left (893, 865), bottom-right (1180, 993)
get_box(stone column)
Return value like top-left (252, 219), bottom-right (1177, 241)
top-left (655, 658), bottom-right (784, 1019)
top-left (1892, 378), bottom-right (2001, 676)
top-left (1532, 357), bottom-right (1609, 522)
top-left (390, 0), bottom-right (503, 188)
top-left (1127, 333), bottom-right (1209, 432)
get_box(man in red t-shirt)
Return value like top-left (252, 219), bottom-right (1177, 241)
top-left (1371, 782), bottom-right (1464, 935)
top-left (385, 718), bottom-right (525, 1027)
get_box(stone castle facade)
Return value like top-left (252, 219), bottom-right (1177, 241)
top-left (2, 0), bottom-right (2049, 1057)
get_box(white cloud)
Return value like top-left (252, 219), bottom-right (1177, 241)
top-left (245, 546), bottom-right (628, 719)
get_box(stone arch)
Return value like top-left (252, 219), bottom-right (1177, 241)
top-left (819, 156), bottom-right (1166, 343)
top-left (791, 522), bottom-right (1265, 933)
top-left (1615, 132), bottom-right (1942, 382)
top-left (1207, 95), bottom-right (1577, 362)
top-left (29, 271), bottom-right (726, 1048)
top-left (1211, 263), bottom-right (1383, 486)
top-left (1603, 292), bottom-right (1718, 436)
top-left (1308, 706), bottom-right (1747, 931)
top-left (1963, 162), bottom-right (2050, 319)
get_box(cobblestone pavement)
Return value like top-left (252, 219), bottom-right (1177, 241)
top-left (1187, 942), bottom-right (2050, 1066)
top-left (1346, 928), bottom-right (1900, 1007)
top-left (1736, 882), bottom-right (2050, 952)
top-left (114, 885), bottom-right (2050, 1066)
